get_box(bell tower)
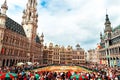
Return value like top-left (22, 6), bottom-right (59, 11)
top-left (0, 0), bottom-right (8, 26)
top-left (104, 14), bottom-right (112, 33)
top-left (104, 14), bottom-right (112, 48)
top-left (0, 0), bottom-right (8, 54)
top-left (22, 0), bottom-right (39, 62)
top-left (22, 0), bottom-right (38, 41)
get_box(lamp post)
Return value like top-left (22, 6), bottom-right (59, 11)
top-left (106, 49), bottom-right (110, 67)
top-left (27, 53), bottom-right (30, 62)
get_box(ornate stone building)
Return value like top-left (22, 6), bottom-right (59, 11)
top-left (43, 43), bottom-right (73, 65)
top-left (43, 43), bottom-right (56, 65)
top-left (47, 43), bottom-right (54, 64)
top-left (43, 43), bottom-right (61, 65)
top-left (53, 44), bottom-right (60, 64)
top-left (99, 14), bottom-right (120, 67)
top-left (0, 0), bottom-right (44, 67)
top-left (72, 44), bottom-right (85, 65)
top-left (87, 49), bottom-right (99, 64)
top-left (60, 45), bottom-right (73, 64)
top-left (43, 43), bottom-right (85, 65)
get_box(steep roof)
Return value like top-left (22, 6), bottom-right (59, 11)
top-left (76, 44), bottom-right (80, 47)
top-left (1, 15), bottom-right (41, 43)
top-left (112, 25), bottom-right (120, 32)
top-left (5, 17), bottom-right (26, 36)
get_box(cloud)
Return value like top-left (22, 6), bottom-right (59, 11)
top-left (37, 0), bottom-right (105, 50)
top-left (1, 0), bottom-right (120, 50)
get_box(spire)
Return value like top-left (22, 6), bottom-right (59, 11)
top-left (105, 14), bottom-right (111, 25)
top-left (41, 32), bottom-right (44, 38)
top-left (100, 32), bottom-right (102, 37)
top-left (76, 44), bottom-right (80, 50)
top-left (1, 0), bottom-right (8, 15)
top-left (100, 32), bottom-right (102, 40)
top-left (40, 33), bottom-right (44, 44)
top-left (0, 0), bottom-right (8, 26)
top-left (104, 13), bottom-right (112, 33)
top-left (22, 0), bottom-right (38, 26)
top-left (1, 0), bottom-right (8, 9)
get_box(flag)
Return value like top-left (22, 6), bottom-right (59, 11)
top-left (114, 60), bottom-right (116, 66)
top-left (97, 44), bottom-right (102, 49)
top-left (1, 48), bottom-right (4, 54)
top-left (117, 60), bottom-right (120, 67)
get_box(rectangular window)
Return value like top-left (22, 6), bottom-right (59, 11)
top-left (0, 32), bottom-right (3, 38)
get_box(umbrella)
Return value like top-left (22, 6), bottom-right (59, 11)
top-left (0, 72), bottom-right (17, 79)
top-left (70, 73), bottom-right (79, 80)
top-left (34, 62), bottom-right (39, 65)
top-left (17, 62), bottom-right (24, 66)
top-left (21, 71), bottom-right (26, 76)
top-left (35, 74), bottom-right (40, 80)
top-left (79, 75), bottom-right (86, 80)
top-left (26, 62), bottom-right (32, 65)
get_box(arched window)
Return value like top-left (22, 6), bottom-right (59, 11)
top-left (29, 12), bottom-right (31, 20)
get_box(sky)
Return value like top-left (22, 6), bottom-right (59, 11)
top-left (0, 0), bottom-right (120, 51)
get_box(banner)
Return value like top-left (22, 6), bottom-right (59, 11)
top-left (117, 60), bottom-right (120, 67)
top-left (114, 60), bottom-right (116, 66)
top-left (100, 60), bottom-right (102, 64)
top-left (106, 60), bottom-right (108, 65)
top-left (110, 60), bottom-right (114, 67)
top-left (1, 48), bottom-right (4, 54)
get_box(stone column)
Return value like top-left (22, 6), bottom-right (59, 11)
top-left (118, 47), bottom-right (119, 55)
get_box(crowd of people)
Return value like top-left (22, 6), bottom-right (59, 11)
top-left (0, 63), bottom-right (120, 80)
top-left (16, 70), bottom-right (120, 80)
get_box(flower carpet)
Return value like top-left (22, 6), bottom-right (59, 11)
top-left (34, 66), bottom-right (92, 72)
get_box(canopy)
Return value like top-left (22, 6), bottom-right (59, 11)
top-left (17, 62), bottom-right (24, 66)
top-left (26, 62), bottom-right (32, 65)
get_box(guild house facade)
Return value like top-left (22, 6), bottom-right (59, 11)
top-left (43, 43), bottom-right (86, 65)
top-left (0, 0), bottom-right (44, 67)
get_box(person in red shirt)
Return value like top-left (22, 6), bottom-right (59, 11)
top-left (67, 71), bottom-right (72, 79)
top-left (79, 76), bottom-right (83, 80)
top-left (0, 67), bottom-right (2, 74)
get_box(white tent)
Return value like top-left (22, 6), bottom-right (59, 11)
top-left (34, 62), bottom-right (39, 65)
top-left (26, 62), bottom-right (32, 65)
top-left (17, 62), bottom-right (24, 66)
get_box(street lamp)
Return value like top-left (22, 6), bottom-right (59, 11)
top-left (27, 53), bottom-right (30, 62)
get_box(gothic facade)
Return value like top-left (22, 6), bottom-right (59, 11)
top-left (99, 14), bottom-right (120, 67)
top-left (87, 49), bottom-right (99, 64)
top-left (0, 0), bottom-right (44, 67)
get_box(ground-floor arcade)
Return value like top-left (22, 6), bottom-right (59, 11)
top-left (100, 57), bottom-right (120, 67)
top-left (0, 56), bottom-right (30, 67)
